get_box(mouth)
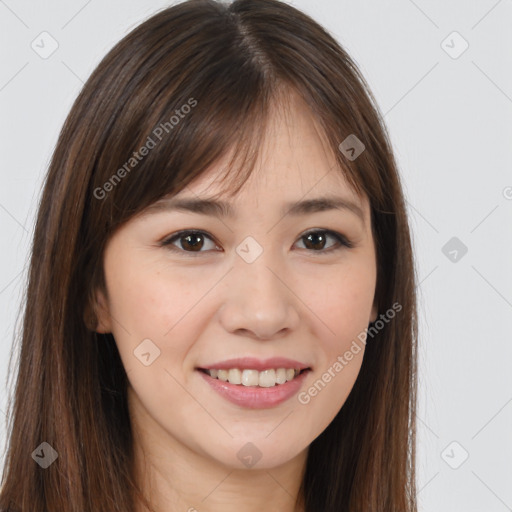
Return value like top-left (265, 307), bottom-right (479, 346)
top-left (196, 366), bottom-right (312, 409)
top-left (196, 367), bottom-right (311, 388)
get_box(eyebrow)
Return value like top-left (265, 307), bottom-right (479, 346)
top-left (144, 195), bottom-right (365, 223)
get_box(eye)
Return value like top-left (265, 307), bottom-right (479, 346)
top-left (294, 229), bottom-right (353, 253)
top-left (160, 230), bottom-right (220, 255)
top-left (160, 228), bottom-right (353, 256)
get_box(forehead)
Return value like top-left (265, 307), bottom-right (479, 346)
top-left (139, 87), bottom-right (371, 228)
top-left (147, 161), bottom-right (369, 230)
top-left (183, 92), bottom-right (365, 206)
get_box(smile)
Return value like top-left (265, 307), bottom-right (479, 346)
top-left (196, 368), bottom-right (312, 409)
top-left (199, 368), bottom-right (307, 387)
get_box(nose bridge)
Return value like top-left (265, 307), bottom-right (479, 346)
top-left (234, 241), bottom-right (285, 302)
top-left (217, 238), bottom-right (300, 338)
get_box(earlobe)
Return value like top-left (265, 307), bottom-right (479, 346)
top-left (89, 289), bottom-right (113, 333)
top-left (370, 300), bottom-right (378, 324)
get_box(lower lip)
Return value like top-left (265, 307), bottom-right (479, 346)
top-left (197, 369), bottom-right (310, 409)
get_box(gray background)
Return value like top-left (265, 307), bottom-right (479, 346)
top-left (1, 1), bottom-right (511, 510)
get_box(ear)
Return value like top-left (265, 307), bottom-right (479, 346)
top-left (370, 298), bottom-right (378, 323)
top-left (85, 288), bottom-right (113, 333)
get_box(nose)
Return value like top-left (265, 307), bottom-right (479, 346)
top-left (217, 250), bottom-right (301, 340)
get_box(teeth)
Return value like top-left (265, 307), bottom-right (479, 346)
top-left (217, 369), bottom-right (228, 382)
top-left (276, 368), bottom-right (287, 384)
top-left (285, 368), bottom-right (295, 381)
top-left (258, 369), bottom-right (276, 388)
top-left (228, 368), bottom-right (242, 384)
top-left (242, 369), bottom-right (259, 387)
top-left (205, 367), bottom-right (303, 387)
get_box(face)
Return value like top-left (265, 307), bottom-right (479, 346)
top-left (94, 92), bottom-right (378, 472)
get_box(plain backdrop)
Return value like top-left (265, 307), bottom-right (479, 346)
top-left (0, 1), bottom-right (511, 510)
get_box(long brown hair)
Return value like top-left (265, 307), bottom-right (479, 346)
top-left (0, 0), bottom-right (418, 510)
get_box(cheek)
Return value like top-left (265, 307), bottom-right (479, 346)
top-left (302, 260), bottom-right (376, 344)
top-left (108, 261), bottom-right (193, 330)
top-left (297, 273), bottom-right (372, 435)
top-left (295, 260), bottom-right (374, 422)
top-left (105, 261), bottom-right (218, 371)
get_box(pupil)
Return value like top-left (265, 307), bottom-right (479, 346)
top-left (305, 232), bottom-right (325, 250)
top-left (184, 234), bottom-right (203, 251)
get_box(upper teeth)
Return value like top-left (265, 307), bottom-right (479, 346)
top-left (206, 368), bottom-right (301, 387)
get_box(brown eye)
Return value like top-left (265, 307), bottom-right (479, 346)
top-left (161, 230), bottom-right (220, 254)
top-left (303, 232), bottom-right (327, 250)
top-left (296, 230), bottom-right (353, 252)
top-left (161, 228), bottom-right (353, 256)
top-left (180, 233), bottom-right (205, 251)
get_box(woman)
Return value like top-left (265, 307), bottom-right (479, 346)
top-left (0, 0), bottom-right (418, 510)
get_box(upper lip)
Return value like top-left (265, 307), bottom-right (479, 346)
top-left (197, 357), bottom-right (311, 372)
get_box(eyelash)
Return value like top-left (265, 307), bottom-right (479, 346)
top-left (160, 229), bottom-right (354, 256)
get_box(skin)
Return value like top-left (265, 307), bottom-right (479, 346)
top-left (94, 90), bottom-right (378, 512)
